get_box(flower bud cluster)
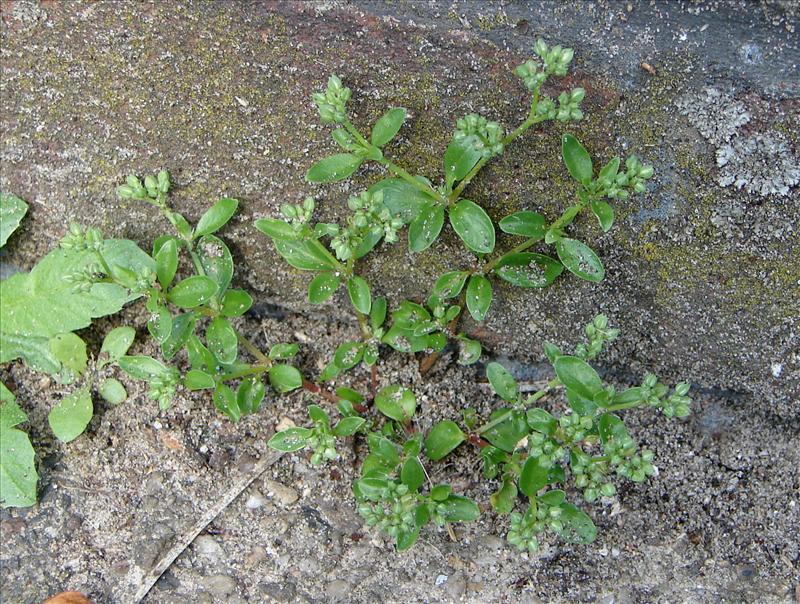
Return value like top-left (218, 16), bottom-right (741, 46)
top-left (281, 197), bottom-right (315, 227)
top-left (640, 374), bottom-right (691, 418)
top-left (454, 114), bottom-right (505, 158)
top-left (60, 223), bottom-right (103, 252)
top-left (148, 368), bottom-right (179, 410)
top-left (117, 171), bottom-right (170, 201)
top-left (507, 497), bottom-right (565, 552)
top-left (64, 263), bottom-right (103, 293)
top-left (571, 449), bottom-right (616, 502)
top-left (357, 481), bottom-right (419, 540)
top-left (603, 434), bottom-right (656, 483)
top-left (556, 88), bottom-right (585, 122)
top-left (307, 428), bottom-right (338, 466)
top-left (514, 39), bottom-right (575, 92)
top-left (575, 314), bottom-right (620, 360)
top-left (528, 432), bottom-right (566, 469)
top-left (559, 413), bottom-right (594, 443)
top-left (312, 75), bottom-right (352, 124)
top-left (330, 190), bottom-right (402, 261)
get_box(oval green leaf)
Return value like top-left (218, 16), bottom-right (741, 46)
top-left (274, 238), bottom-right (338, 271)
top-left (432, 271), bottom-right (469, 299)
top-left (167, 275), bottom-right (218, 308)
top-left (307, 153), bottom-right (363, 183)
top-left (498, 211), bottom-right (546, 239)
top-left (254, 218), bottom-right (298, 241)
top-left (375, 385), bottom-right (416, 422)
top-left (220, 289), bottom-right (253, 316)
top-left (554, 356), bottom-right (604, 401)
top-left (99, 326), bottom-right (136, 368)
top-left (450, 199), bottom-right (495, 253)
top-left (346, 276), bottom-right (372, 314)
top-left (268, 364), bottom-right (302, 393)
top-left (466, 275), bottom-right (492, 322)
top-left (424, 420), bottom-right (464, 461)
top-left (555, 238), bottom-right (605, 282)
top-left (444, 135), bottom-right (482, 187)
top-left (308, 271), bottom-right (341, 304)
top-left (371, 107), bottom-right (406, 147)
top-left (486, 362), bottom-right (518, 402)
top-left (494, 252), bottom-right (564, 288)
top-left (48, 388), bottom-right (92, 443)
top-left (99, 378), bottom-right (127, 405)
top-left (155, 238), bottom-right (179, 289)
top-left (195, 197), bottom-right (238, 238)
top-left (408, 203), bottom-right (445, 253)
top-left (562, 134), bottom-right (593, 185)
top-left (184, 369), bottom-right (216, 390)
top-left (206, 317), bottom-right (238, 364)
top-left (197, 234), bottom-right (233, 295)
top-left (590, 200), bottom-right (614, 232)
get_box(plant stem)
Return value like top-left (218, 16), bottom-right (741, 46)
top-left (237, 331), bottom-right (271, 366)
top-left (481, 235), bottom-right (542, 274)
top-left (604, 400), bottom-right (644, 413)
top-left (380, 158), bottom-right (447, 203)
top-left (218, 364), bottom-right (269, 381)
top-left (302, 379), bottom-right (339, 404)
top-left (475, 378), bottom-right (560, 435)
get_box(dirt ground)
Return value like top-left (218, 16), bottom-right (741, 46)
top-left (1, 303), bottom-right (799, 603)
top-left (1, 1), bottom-right (799, 603)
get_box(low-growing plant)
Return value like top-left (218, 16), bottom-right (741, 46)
top-left (0, 40), bottom-right (692, 558)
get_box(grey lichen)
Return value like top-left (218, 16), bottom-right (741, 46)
top-left (675, 87), bottom-right (750, 145)
top-left (716, 133), bottom-right (800, 197)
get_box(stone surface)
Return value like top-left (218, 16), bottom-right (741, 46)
top-left (1, 0), bottom-right (797, 420)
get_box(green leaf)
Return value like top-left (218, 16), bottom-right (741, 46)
top-left (268, 364), bottom-right (302, 393)
top-left (99, 378), bottom-right (127, 405)
top-left (274, 238), bottom-right (338, 271)
top-left (490, 478), bottom-right (517, 514)
top-left (371, 107), bottom-right (406, 147)
top-left (555, 238), bottom-right (605, 282)
top-left (99, 326), bottom-right (136, 369)
top-left (213, 383), bottom-right (241, 422)
top-left (408, 203), bottom-right (444, 253)
top-left (49, 333), bottom-right (87, 376)
top-left (307, 153), bottom-right (362, 183)
top-left (118, 355), bottom-right (172, 381)
top-left (598, 413), bottom-right (628, 444)
top-left (450, 199), bottom-right (495, 253)
top-left (197, 234), bottom-right (233, 295)
top-left (161, 312), bottom-right (196, 360)
top-left (184, 369), bottom-right (216, 390)
top-left (48, 388), bottom-right (92, 443)
top-left (441, 495), bottom-right (480, 522)
top-left (268, 343), bottom-right (299, 360)
top-left (400, 457), bottom-right (425, 491)
top-left (308, 271), bottom-right (341, 304)
top-left (538, 489), bottom-right (566, 506)
top-left (167, 275), bottom-right (218, 308)
top-left (147, 305), bottom-right (172, 344)
top-left (370, 297), bottom-right (387, 330)
top-left (220, 289), bottom-right (253, 316)
top-left (430, 484), bottom-right (452, 501)
top-left (424, 420), bottom-right (464, 461)
top-left (466, 275), bottom-right (492, 322)
top-left (526, 408), bottom-right (557, 435)
top-left (591, 200), bottom-right (614, 232)
top-left (206, 317), bottom-right (238, 364)
top-left (254, 218), bottom-right (298, 240)
top-left (0, 333), bottom-right (60, 375)
top-left (553, 503), bottom-right (597, 544)
top-left (444, 135), bottom-right (482, 188)
top-left (375, 385), bottom-right (416, 422)
top-left (269, 427), bottom-right (313, 452)
top-left (396, 525), bottom-right (422, 551)
top-left (186, 335), bottom-right (216, 371)
top-left (346, 276), bottom-right (372, 314)
top-left (236, 378), bottom-right (265, 414)
top-left (499, 211), bottom-right (546, 239)
top-left (332, 416), bottom-right (365, 437)
top-left (519, 456), bottom-right (548, 497)
top-left (554, 356), bottom-right (604, 401)
top-left (562, 134), bottom-right (593, 185)
top-left (486, 362), bottom-right (518, 402)
top-left (194, 198), bottom-right (238, 238)
top-left (494, 252), bottom-right (564, 288)
top-left (432, 271), bottom-right (469, 299)
top-left (457, 336), bottom-right (482, 365)
top-left (0, 393), bottom-right (38, 508)
top-left (566, 388), bottom-right (598, 416)
top-left (483, 409), bottom-right (529, 452)
top-left (543, 341), bottom-right (562, 364)
top-left (368, 178), bottom-right (435, 223)
top-left (0, 192), bottom-right (28, 247)
top-left (155, 238), bottom-right (179, 289)
top-left (333, 341), bottom-right (364, 370)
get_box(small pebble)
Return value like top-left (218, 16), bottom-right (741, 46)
top-left (435, 574), bottom-right (448, 586)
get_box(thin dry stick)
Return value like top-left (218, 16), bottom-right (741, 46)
top-left (131, 449), bottom-right (284, 603)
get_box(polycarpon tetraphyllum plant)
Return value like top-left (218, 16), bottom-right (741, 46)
top-left (0, 40), bottom-right (691, 555)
